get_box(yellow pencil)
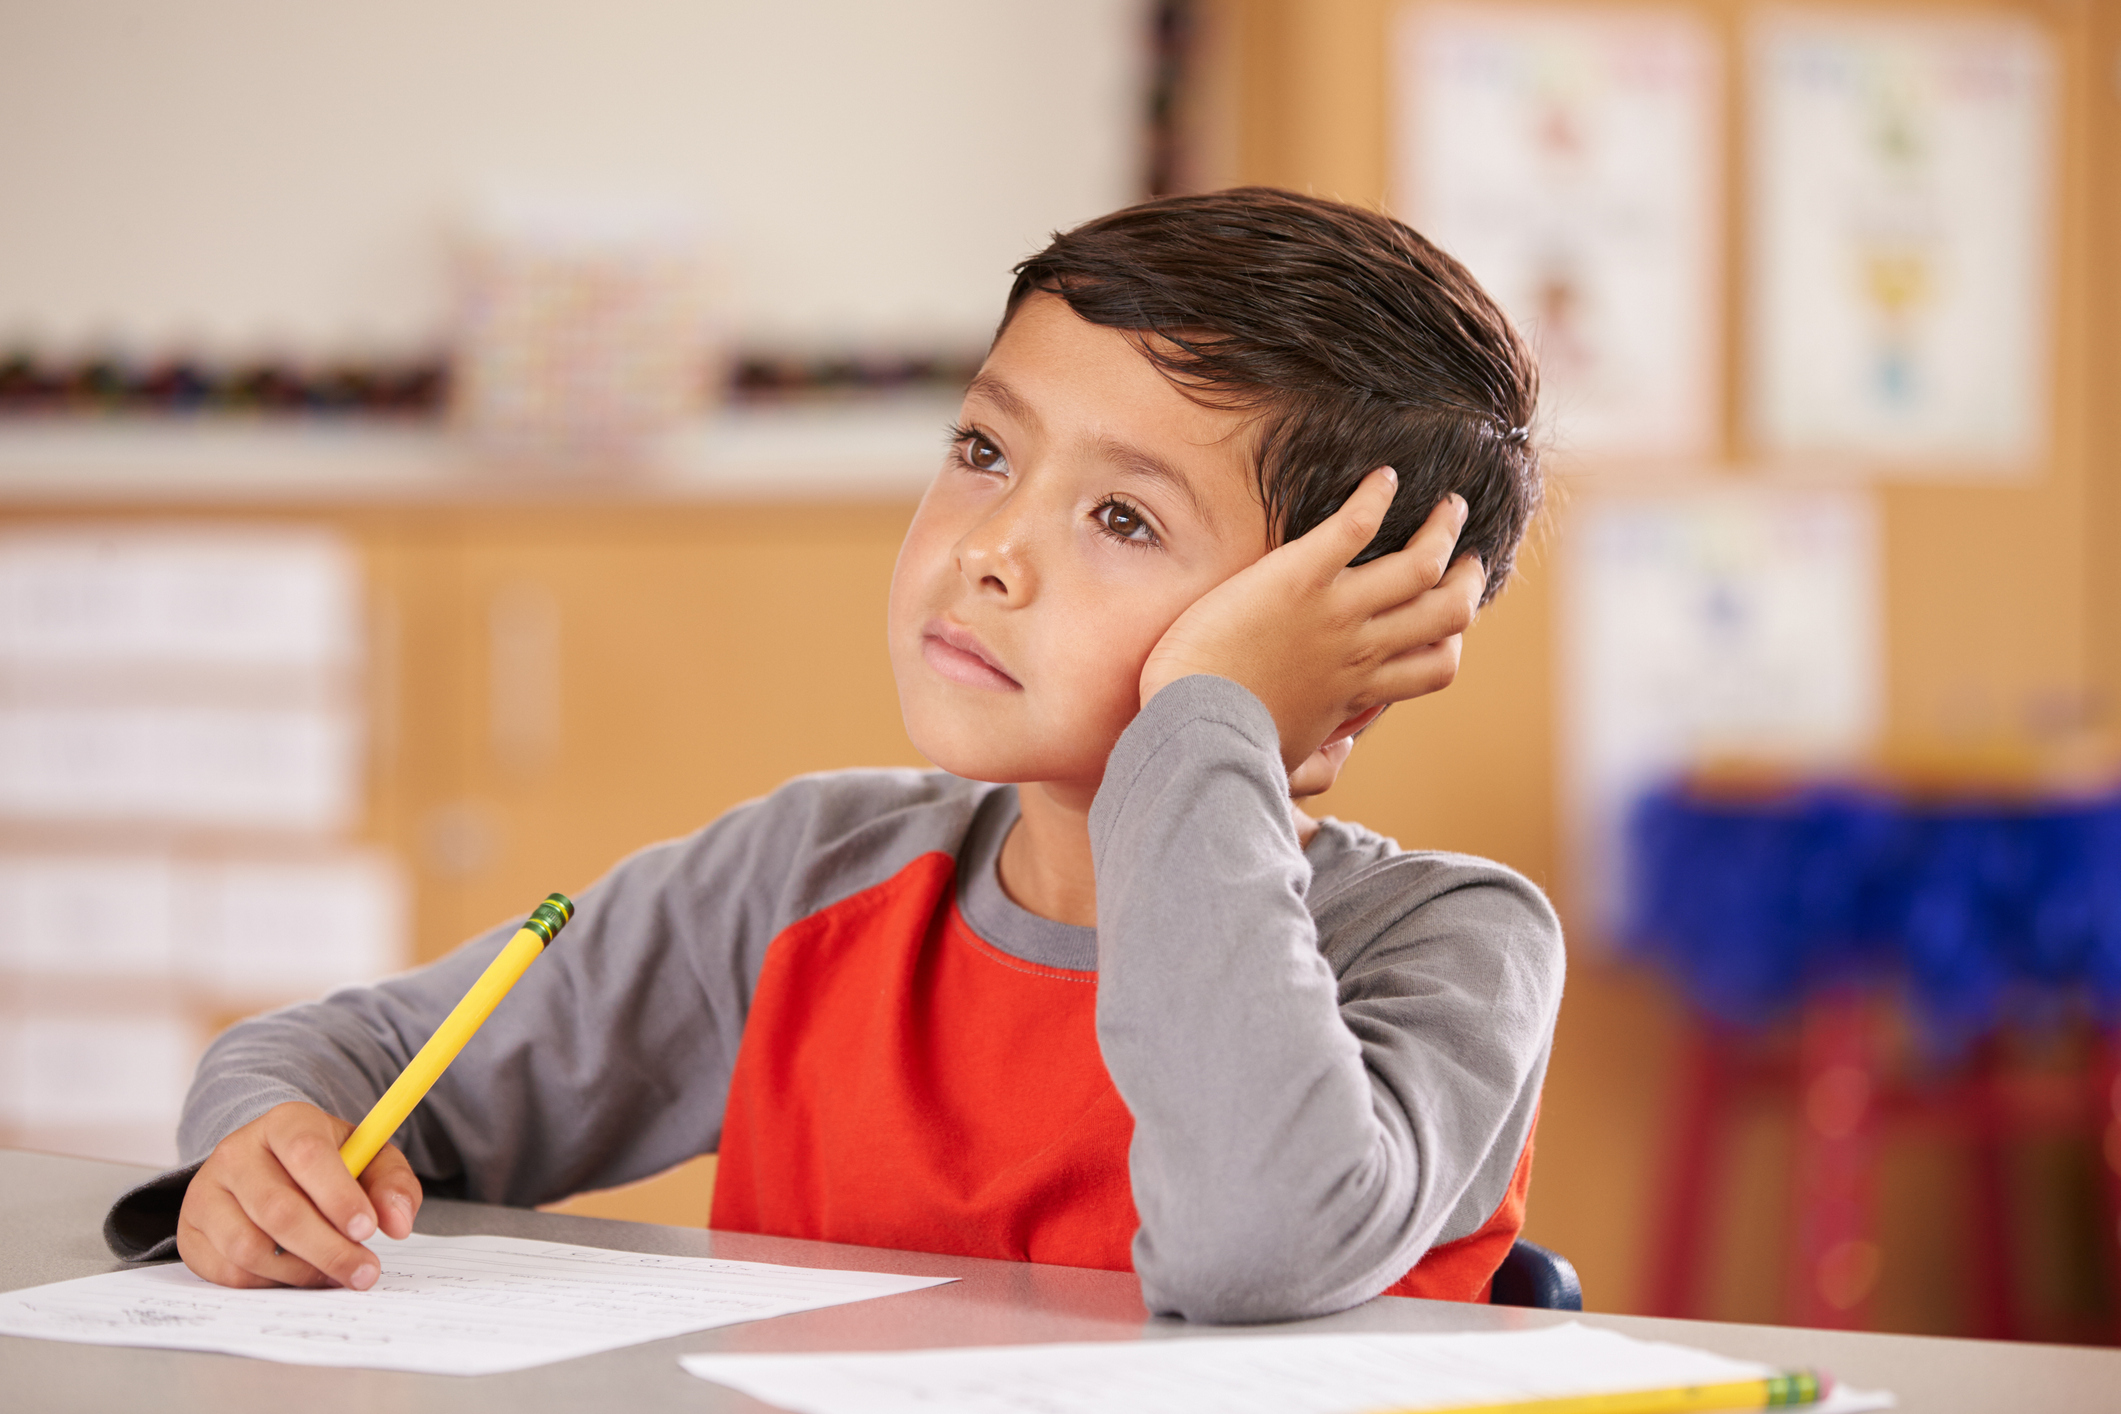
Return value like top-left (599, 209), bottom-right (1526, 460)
top-left (339, 893), bottom-right (576, 1178)
top-left (1374, 1370), bottom-right (1831, 1414)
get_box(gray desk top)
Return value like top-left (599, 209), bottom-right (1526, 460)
top-left (3, 1149), bottom-right (2115, 1412)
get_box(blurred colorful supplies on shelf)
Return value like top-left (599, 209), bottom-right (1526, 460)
top-left (451, 193), bottom-right (723, 466)
top-left (1627, 785), bottom-right (2121, 1040)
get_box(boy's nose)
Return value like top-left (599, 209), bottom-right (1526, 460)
top-left (955, 502), bottom-right (1038, 604)
top-left (958, 536), bottom-right (1027, 603)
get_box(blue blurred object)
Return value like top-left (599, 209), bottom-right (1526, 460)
top-left (1489, 1238), bottom-right (1583, 1311)
top-left (1625, 785), bottom-right (2121, 1041)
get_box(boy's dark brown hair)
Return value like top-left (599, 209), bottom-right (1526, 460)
top-left (1004, 187), bottom-right (1539, 602)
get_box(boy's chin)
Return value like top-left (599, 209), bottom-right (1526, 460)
top-left (903, 721), bottom-right (1101, 790)
top-left (908, 737), bottom-right (1048, 786)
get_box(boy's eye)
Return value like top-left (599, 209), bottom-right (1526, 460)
top-left (1094, 498), bottom-right (1158, 545)
top-left (963, 434), bottom-right (1004, 471)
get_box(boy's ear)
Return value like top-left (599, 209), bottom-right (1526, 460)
top-left (1288, 705), bottom-right (1387, 801)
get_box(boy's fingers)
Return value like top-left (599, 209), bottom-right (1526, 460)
top-left (1287, 736), bottom-right (1355, 798)
top-left (1373, 636), bottom-right (1466, 704)
top-left (182, 1179), bottom-right (331, 1289)
top-left (232, 1161), bottom-right (381, 1290)
top-left (176, 1198), bottom-right (276, 1290)
top-left (1322, 703), bottom-right (1388, 748)
top-left (250, 1109), bottom-right (387, 1289)
top-left (1366, 554), bottom-right (1484, 653)
top-left (1297, 466), bottom-right (1399, 571)
top-left (1347, 495), bottom-right (1470, 609)
top-left (267, 1107), bottom-right (381, 1244)
top-left (359, 1143), bottom-right (424, 1239)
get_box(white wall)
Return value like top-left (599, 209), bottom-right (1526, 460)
top-left (0, 0), bottom-right (1146, 357)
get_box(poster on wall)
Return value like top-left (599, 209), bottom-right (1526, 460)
top-left (1748, 12), bottom-right (2054, 468)
top-left (1559, 488), bottom-right (1882, 934)
top-left (1393, 5), bottom-right (1721, 462)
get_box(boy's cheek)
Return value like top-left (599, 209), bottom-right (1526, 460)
top-left (1037, 607), bottom-right (1177, 740)
top-left (885, 525), bottom-right (955, 648)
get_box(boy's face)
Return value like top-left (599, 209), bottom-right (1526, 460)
top-left (888, 293), bottom-right (1269, 797)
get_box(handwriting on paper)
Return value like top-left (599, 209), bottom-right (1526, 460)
top-left (0, 1231), bottom-right (952, 1375)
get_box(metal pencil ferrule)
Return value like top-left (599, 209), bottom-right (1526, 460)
top-left (522, 892), bottom-right (576, 946)
top-left (1765, 1373), bottom-right (1823, 1407)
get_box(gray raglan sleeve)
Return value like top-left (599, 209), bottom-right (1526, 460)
top-left (1088, 674), bottom-right (1565, 1323)
top-left (103, 786), bottom-right (818, 1261)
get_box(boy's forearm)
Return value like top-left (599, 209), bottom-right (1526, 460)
top-left (177, 931), bottom-right (510, 1181)
top-left (1090, 673), bottom-right (1560, 1322)
top-left (102, 937), bottom-right (517, 1264)
top-left (175, 831), bottom-right (764, 1207)
top-left (1092, 673), bottom-right (1412, 1319)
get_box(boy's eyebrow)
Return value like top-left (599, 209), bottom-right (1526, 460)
top-left (965, 373), bottom-right (1043, 433)
top-left (968, 370), bottom-right (1213, 526)
top-left (1091, 435), bottom-right (1214, 527)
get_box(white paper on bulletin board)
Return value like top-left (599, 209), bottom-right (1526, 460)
top-left (0, 1011), bottom-right (199, 1130)
top-left (1748, 11), bottom-right (2054, 468)
top-left (0, 706), bottom-right (362, 830)
top-left (0, 855), bottom-right (179, 977)
top-left (190, 854), bottom-right (406, 1001)
top-left (0, 525), bottom-right (360, 670)
top-left (1559, 488), bottom-right (1881, 933)
top-left (0, 850), bottom-right (406, 997)
top-left (1393, 5), bottom-right (1721, 461)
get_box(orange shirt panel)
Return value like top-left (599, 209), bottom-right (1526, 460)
top-left (711, 852), bottom-right (1138, 1269)
top-left (710, 851), bottom-right (1528, 1300)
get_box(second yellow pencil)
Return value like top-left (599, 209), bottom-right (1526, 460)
top-left (1373, 1369), bottom-right (1830, 1414)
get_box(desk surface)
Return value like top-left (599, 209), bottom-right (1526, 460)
top-left (3, 1149), bottom-right (2115, 1413)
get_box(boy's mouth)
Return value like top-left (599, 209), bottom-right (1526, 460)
top-left (921, 619), bottom-right (1021, 691)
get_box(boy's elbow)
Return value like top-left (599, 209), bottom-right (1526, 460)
top-left (1131, 1220), bottom-right (1388, 1324)
top-left (1128, 1137), bottom-right (1428, 1322)
top-left (1142, 1274), bottom-right (1358, 1325)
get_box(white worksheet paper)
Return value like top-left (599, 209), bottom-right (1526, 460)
top-left (0, 1232), bottom-right (953, 1376)
top-left (681, 1323), bottom-right (1894, 1414)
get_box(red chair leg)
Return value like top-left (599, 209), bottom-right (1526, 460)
top-left (2093, 1029), bottom-right (2121, 1346)
top-left (1647, 1022), bottom-right (1733, 1319)
top-left (1790, 989), bottom-right (1882, 1329)
top-left (1962, 1038), bottom-right (2020, 1341)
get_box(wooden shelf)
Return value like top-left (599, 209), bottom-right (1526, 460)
top-left (0, 395), bottom-right (960, 506)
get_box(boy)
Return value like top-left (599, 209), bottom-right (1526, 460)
top-left (106, 188), bottom-right (1562, 1323)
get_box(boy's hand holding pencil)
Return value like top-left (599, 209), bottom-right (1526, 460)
top-left (176, 1100), bottom-right (422, 1292)
top-left (176, 892), bottom-right (574, 1291)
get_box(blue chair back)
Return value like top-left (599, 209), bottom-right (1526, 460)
top-left (1490, 1238), bottom-right (1582, 1311)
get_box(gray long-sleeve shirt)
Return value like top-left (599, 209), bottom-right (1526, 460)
top-left (104, 674), bottom-right (1564, 1322)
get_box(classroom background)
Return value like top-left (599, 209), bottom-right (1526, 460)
top-left (2, 0), bottom-right (2117, 1349)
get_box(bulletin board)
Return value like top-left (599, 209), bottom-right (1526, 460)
top-left (1747, 9), bottom-right (2056, 470)
top-left (1374, 0), bottom-right (2090, 781)
top-left (1393, 5), bottom-right (1724, 463)
top-left (1391, 1), bottom-right (2062, 477)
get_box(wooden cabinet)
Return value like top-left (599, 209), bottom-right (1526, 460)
top-left (395, 502), bottom-right (927, 961)
top-left (0, 412), bottom-right (942, 1198)
top-left (0, 497), bottom-right (927, 967)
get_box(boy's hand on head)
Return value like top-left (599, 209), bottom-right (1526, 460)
top-left (176, 1100), bottom-right (422, 1291)
top-left (1139, 468), bottom-right (1485, 774)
